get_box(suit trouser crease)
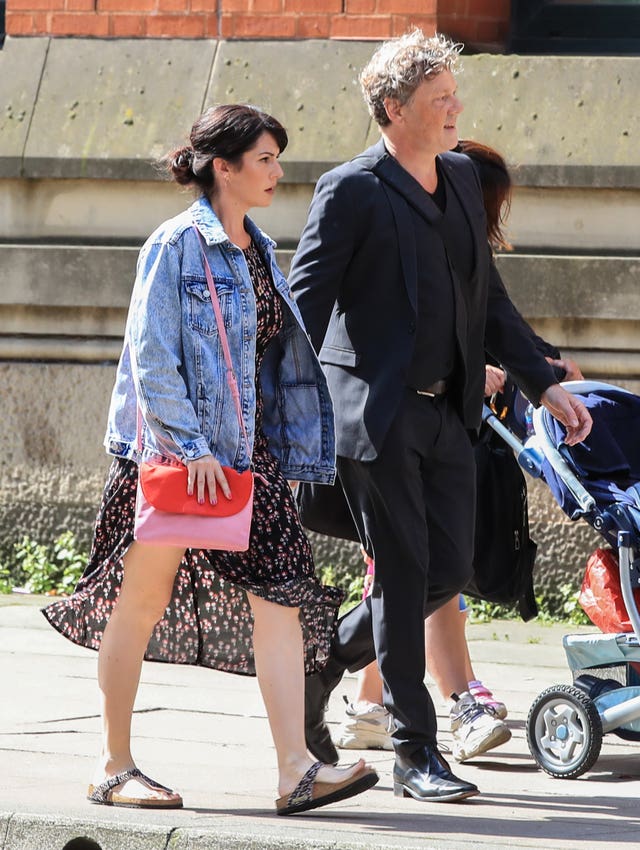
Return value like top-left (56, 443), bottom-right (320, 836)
top-left (334, 392), bottom-right (476, 750)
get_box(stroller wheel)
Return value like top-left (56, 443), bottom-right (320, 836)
top-left (526, 684), bottom-right (603, 779)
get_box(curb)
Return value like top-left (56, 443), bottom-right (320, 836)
top-left (0, 812), bottom-right (452, 850)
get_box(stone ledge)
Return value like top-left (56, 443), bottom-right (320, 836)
top-left (494, 253), bottom-right (640, 321)
top-left (1, 245), bottom-right (639, 378)
top-left (6, 157), bottom-right (639, 188)
top-left (0, 244), bottom-right (138, 308)
top-left (2, 242), bottom-right (637, 315)
top-left (513, 164), bottom-right (640, 189)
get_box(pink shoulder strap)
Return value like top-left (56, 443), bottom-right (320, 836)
top-left (132, 226), bottom-right (252, 462)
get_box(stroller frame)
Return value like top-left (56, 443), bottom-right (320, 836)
top-left (484, 380), bottom-right (640, 778)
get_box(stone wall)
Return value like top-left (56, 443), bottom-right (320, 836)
top-left (1, 36), bottom-right (638, 602)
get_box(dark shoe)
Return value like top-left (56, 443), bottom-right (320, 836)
top-left (305, 662), bottom-right (344, 765)
top-left (393, 745), bottom-right (479, 803)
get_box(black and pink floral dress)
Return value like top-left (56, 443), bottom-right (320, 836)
top-left (43, 241), bottom-right (342, 675)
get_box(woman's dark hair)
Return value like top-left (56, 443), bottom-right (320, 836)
top-left (164, 104), bottom-right (288, 195)
top-left (457, 139), bottom-right (512, 251)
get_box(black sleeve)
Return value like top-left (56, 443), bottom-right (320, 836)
top-left (484, 259), bottom-right (558, 405)
top-left (288, 168), bottom-right (359, 352)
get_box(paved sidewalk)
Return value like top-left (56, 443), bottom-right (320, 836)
top-left (1, 594), bottom-right (640, 850)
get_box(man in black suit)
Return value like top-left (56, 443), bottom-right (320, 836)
top-left (288, 30), bottom-right (592, 803)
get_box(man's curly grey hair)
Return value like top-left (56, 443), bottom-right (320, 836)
top-left (360, 30), bottom-right (463, 127)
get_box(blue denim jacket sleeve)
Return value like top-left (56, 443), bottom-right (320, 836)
top-left (129, 236), bottom-right (211, 461)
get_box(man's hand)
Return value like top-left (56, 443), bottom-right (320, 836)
top-left (540, 384), bottom-right (592, 446)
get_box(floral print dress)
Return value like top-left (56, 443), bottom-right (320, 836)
top-left (43, 241), bottom-right (342, 676)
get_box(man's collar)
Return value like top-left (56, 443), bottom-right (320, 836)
top-left (372, 149), bottom-right (444, 225)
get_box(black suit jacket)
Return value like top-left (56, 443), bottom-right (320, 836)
top-left (289, 140), bottom-right (557, 462)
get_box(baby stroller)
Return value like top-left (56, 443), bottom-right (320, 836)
top-left (483, 380), bottom-right (640, 779)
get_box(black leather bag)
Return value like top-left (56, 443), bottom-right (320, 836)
top-left (465, 425), bottom-right (538, 621)
top-left (296, 479), bottom-right (360, 543)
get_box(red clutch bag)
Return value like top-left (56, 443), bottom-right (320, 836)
top-left (139, 462), bottom-right (253, 516)
top-left (134, 462), bottom-right (254, 552)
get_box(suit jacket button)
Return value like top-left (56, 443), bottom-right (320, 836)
top-left (408, 322), bottom-right (416, 334)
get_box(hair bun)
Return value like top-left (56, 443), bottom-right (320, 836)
top-left (175, 147), bottom-right (194, 169)
top-left (170, 146), bottom-right (196, 185)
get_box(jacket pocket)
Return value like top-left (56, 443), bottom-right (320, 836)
top-left (319, 344), bottom-right (360, 368)
top-left (185, 276), bottom-right (234, 336)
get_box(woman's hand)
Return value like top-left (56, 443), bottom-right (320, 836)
top-left (484, 364), bottom-right (506, 397)
top-left (545, 356), bottom-right (584, 382)
top-left (186, 454), bottom-right (231, 504)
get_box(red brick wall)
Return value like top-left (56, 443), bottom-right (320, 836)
top-left (6, 0), bottom-right (508, 44)
top-left (438, 0), bottom-right (510, 48)
top-left (222, 1), bottom-right (438, 41)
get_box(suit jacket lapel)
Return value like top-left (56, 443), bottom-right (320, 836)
top-left (379, 181), bottom-right (418, 313)
top-left (438, 152), bottom-right (486, 283)
top-left (369, 146), bottom-right (420, 313)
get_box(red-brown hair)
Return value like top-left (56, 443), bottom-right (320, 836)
top-left (458, 139), bottom-right (512, 252)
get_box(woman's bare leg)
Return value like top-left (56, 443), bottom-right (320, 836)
top-left (247, 592), bottom-right (365, 797)
top-left (352, 660), bottom-right (384, 705)
top-left (94, 541), bottom-right (184, 802)
top-left (424, 595), bottom-right (473, 700)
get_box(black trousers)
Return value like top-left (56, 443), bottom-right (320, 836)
top-left (332, 390), bottom-right (476, 753)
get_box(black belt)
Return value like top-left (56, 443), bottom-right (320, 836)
top-left (416, 379), bottom-right (448, 398)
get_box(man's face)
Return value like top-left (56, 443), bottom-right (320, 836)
top-left (394, 69), bottom-right (463, 156)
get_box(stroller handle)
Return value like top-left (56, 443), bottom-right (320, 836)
top-left (531, 405), bottom-right (596, 515)
top-left (481, 403), bottom-right (544, 478)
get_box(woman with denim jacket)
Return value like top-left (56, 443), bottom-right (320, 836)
top-left (43, 104), bottom-right (378, 815)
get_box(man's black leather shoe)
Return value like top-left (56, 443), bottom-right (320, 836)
top-left (393, 745), bottom-right (479, 802)
top-left (305, 662), bottom-right (344, 765)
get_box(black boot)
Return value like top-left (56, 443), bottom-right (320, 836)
top-left (393, 744), bottom-right (479, 802)
top-left (305, 661), bottom-right (345, 765)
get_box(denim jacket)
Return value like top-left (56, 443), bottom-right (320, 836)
top-left (104, 196), bottom-right (336, 483)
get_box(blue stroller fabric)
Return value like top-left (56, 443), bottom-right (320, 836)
top-left (539, 389), bottom-right (640, 521)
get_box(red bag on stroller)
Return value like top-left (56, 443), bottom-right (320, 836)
top-left (579, 547), bottom-right (640, 633)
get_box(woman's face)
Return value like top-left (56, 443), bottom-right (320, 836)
top-left (221, 131), bottom-right (284, 210)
